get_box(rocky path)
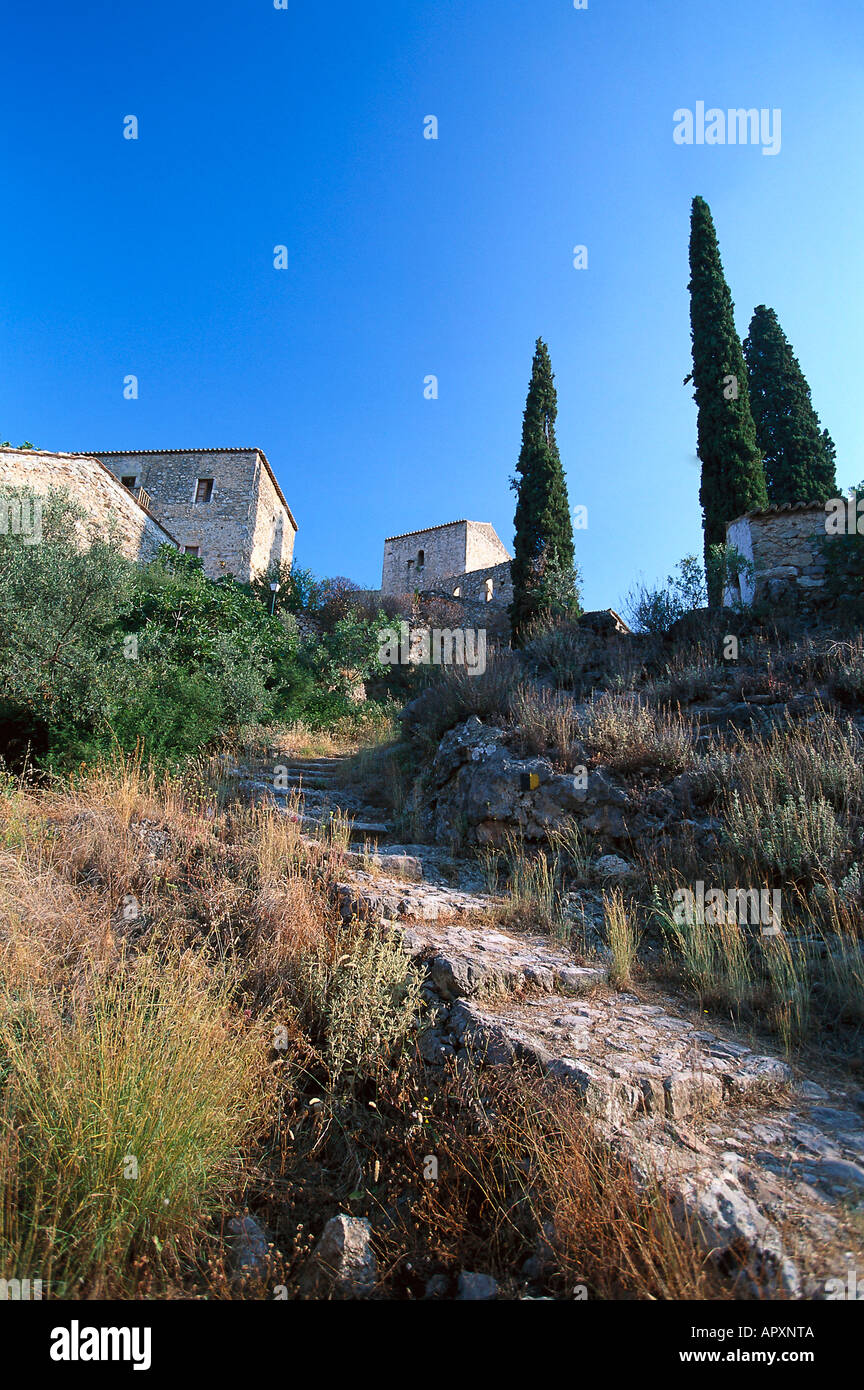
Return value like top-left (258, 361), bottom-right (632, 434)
top-left (238, 752), bottom-right (864, 1299)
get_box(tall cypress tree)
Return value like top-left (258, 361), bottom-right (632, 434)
top-left (743, 304), bottom-right (837, 503)
top-left (509, 339), bottom-right (576, 640)
top-left (687, 197), bottom-right (767, 601)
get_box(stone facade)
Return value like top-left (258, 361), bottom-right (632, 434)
top-left (382, 520), bottom-right (511, 595)
top-left (444, 559), bottom-right (513, 609)
top-left (83, 448), bottom-right (297, 582)
top-left (725, 504), bottom-right (829, 607)
top-left (0, 448), bottom-right (178, 562)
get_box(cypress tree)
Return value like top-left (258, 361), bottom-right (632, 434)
top-left (743, 304), bottom-right (837, 503)
top-left (509, 339), bottom-right (576, 640)
top-left (687, 197), bottom-right (767, 601)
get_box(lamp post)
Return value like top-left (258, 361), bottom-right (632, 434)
top-left (269, 580), bottom-right (281, 617)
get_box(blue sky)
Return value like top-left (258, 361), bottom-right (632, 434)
top-left (1, 0), bottom-right (862, 608)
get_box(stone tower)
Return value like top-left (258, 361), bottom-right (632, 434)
top-left (382, 520), bottom-right (511, 595)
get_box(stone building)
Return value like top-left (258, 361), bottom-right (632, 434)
top-left (724, 502), bottom-right (829, 607)
top-left (78, 447), bottom-right (297, 582)
top-left (0, 448), bottom-right (178, 561)
top-left (382, 520), bottom-right (512, 599)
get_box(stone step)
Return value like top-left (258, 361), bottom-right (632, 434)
top-left (445, 991), bottom-right (791, 1120)
top-left (343, 850), bottom-right (424, 882)
top-left (281, 759), bottom-right (343, 771)
top-left (288, 810), bottom-right (392, 839)
top-left (278, 774), bottom-right (339, 790)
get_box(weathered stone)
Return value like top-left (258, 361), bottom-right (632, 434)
top-left (423, 1273), bottom-right (451, 1299)
top-left (226, 1215), bottom-right (271, 1281)
top-left (0, 448), bottom-right (175, 563)
top-left (301, 1215), bottom-right (377, 1298)
top-left (593, 853), bottom-right (636, 883)
top-left (428, 717), bottom-right (635, 847)
top-left (456, 1271), bottom-right (498, 1301)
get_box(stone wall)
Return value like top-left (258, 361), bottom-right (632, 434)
top-left (725, 505), bottom-right (828, 607)
top-left (446, 559), bottom-right (513, 608)
top-left (90, 448), bottom-right (297, 582)
top-left (464, 522), bottom-right (512, 573)
top-left (0, 448), bottom-right (177, 562)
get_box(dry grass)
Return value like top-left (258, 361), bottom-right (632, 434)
top-left (375, 1068), bottom-right (731, 1300)
top-left (582, 693), bottom-right (695, 774)
top-left (0, 746), bottom-right (754, 1300)
top-left (604, 889), bottom-right (640, 989)
top-left (237, 711), bottom-right (397, 763)
top-left (507, 683), bottom-right (581, 768)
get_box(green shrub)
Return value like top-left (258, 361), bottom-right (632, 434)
top-left (725, 790), bottom-right (851, 881)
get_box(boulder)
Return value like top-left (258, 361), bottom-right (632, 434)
top-left (428, 717), bottom-right (636, 847)
top-left (593, 853), bottom-right (635, 883)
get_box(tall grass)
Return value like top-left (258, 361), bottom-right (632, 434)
top-left (603, 890), bottom-right (640, 989)
top-left (0, 953), bottom-right (267, 1296)
top-left (507, 683), bottom-right (581, 767)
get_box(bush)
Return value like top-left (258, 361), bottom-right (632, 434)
top-left (623, 555), bottom-right (705, 635)
top-left (724, 791), bottom-right (851, 882)
top-left (581, 693), bottom-right (695, 774)
top-left (289, 922), bottom-right (423, 1086)
top-left (0, 490), bottom-right (397, 766)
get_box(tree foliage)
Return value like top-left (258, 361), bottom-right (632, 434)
top-left (743, 304), bottom-right (837, 504)
top-left (509, 339), bottom-right (579, 640)
top-left (687, 197), bottom-right (767, 601)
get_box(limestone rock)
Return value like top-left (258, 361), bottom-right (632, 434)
top-left (301, 1214), bottom-right (377, 1298)
top-left (593, 853), bottom-right (635, 883)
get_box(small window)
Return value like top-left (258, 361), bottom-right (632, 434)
top-left (453, 587), bottom-right (461, 598)
top-left (121, 475), bottom-right (137, 489)
top-left (184, 545), bottom-right (200, 557)
top-left (417, 549), bottom-right (425, 569)
top-left (485, 578), bottom-right (494, 602)
top-left (194, 478), bottom-right (214, 504)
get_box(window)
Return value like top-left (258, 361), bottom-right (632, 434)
top-left (485, 578), bottom-right (494, 602)
top-left (417, 549), bottom-right (425, 569)
top-left (121, 475), bottom-right (137, 489)
top-left (194, 478), bottom-right (214, 504)
top-left (184, 545), bottom-right (200, 557)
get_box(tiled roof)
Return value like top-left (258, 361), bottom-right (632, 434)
top-left (741, 500), bottom-right (827, 519)
top-left (385, 520), bottom-right (470, 542)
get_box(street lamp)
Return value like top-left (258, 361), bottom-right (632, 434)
top-left (269, 580), bottom-right (281, 617)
